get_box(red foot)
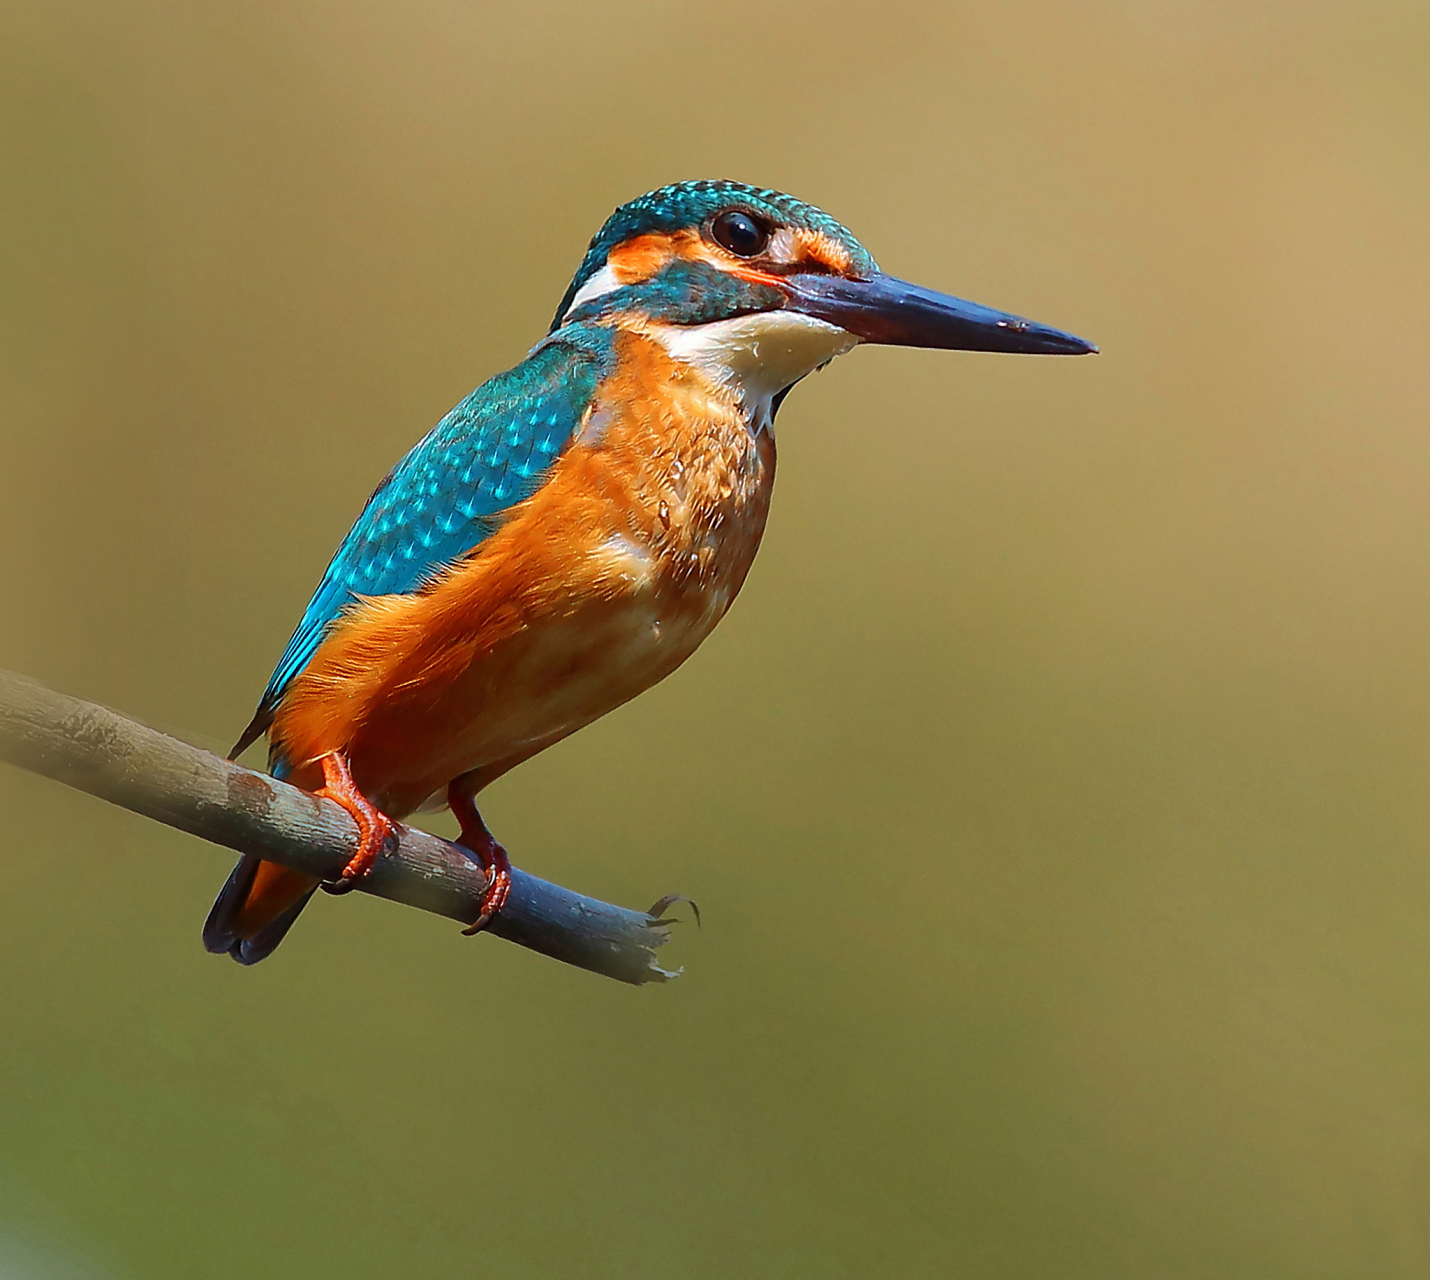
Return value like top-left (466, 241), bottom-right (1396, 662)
top-left (314, 751), bottom-right (397, 894)
top-left (448, 781), bottom-right (512, 934)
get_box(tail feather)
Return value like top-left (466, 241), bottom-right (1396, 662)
top-left (203, 853), bottom-right (320, 965)
top-left (228, 707), bottom-right (274, 763)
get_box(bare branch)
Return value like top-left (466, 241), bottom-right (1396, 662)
top-left (0, 669), bottom-right (680, 984)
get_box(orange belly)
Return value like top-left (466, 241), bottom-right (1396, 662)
top-left (270, 328), bottom-right (775, 816)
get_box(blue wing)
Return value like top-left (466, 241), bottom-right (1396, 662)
top-left (232, 326), bottom-right (616, 757)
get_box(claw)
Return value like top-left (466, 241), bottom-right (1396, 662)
top-left (448, 780), bottom-right (512, 934)
top-left (459, 857), bottom-right (511, 935)
top-left (312, 751), bottom-right (396, 892)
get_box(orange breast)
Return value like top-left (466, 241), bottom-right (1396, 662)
top-left (270, 326), bottom-right (776, 816)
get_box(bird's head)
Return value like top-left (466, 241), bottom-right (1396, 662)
top-left (550, 180), bottom-right (1094, 426)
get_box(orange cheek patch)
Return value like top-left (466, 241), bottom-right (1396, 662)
top-left (608, 232), bottom-right (684, 284)
top-left (793, 229), bottom-right (855, 275)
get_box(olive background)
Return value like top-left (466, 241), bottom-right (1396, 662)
top-left (3, 2), bottom-right (1430, 1276)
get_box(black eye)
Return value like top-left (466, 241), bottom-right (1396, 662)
top-left (710, 209), bottom-right (771, 257)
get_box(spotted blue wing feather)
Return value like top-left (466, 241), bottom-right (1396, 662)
top-left (231, 326), bottom-right (616, 760)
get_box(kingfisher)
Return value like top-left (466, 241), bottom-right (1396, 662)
top-left (203, 180), bottom-right (1095, 964)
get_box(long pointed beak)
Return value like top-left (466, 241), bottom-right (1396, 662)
top-left (781, 271), bottom-right (1097, 356)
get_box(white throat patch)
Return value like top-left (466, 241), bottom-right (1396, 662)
top-left (649, 311), bottom-right (859, 435)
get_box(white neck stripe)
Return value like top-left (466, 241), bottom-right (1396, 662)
top-left (559, 263), bottom-right (623, 322)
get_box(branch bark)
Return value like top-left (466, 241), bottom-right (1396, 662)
top-left (0, 669), bottom-right (681, 984)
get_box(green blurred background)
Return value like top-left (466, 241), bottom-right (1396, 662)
top-left (3, 1), bottom-right (1430, 1276)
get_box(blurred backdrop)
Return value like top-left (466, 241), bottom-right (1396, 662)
top-left (3, 1), bottom-right (1430, 1276)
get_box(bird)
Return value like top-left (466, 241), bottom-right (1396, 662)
top-left (203, 179), bottom-right (1096, 964)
